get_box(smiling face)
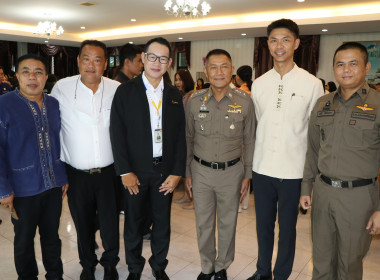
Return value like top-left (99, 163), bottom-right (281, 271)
top-left (334, 48), bottom-right (370, 93)
top-left (77, 44), bottom-right (107, 87)
top-left (267, 28), bottom-right (300, 66)
top-left (204, 54), bottom-right (233, 91)
top-left (16, 59), bottom-right (47, 101)
top-left (142, 42), bottom-right (172, 85)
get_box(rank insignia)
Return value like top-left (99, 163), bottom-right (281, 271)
top-left (227, 103), bottom-right (242, 113)
top-left (198, 113), bottom-right (207, 119)
top-left (356, 104), bottom-right (374, 111)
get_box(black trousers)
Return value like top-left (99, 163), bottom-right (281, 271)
top-left (12, 187), bottom-right (63, 280)
top-left (66, 164), bottom-right (119, 269)
top-left (252, 171), bottom-right (301, 280)
top-left (124, 163), bottom-right (173, 273)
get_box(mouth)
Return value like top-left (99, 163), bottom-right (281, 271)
top-left (275, 51), bottom-right (286, 57)
top-left (27, 84), bottom-right (38, 89)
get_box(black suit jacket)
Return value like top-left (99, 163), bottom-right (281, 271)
top-left (110, 75), bottom-right (186, 178)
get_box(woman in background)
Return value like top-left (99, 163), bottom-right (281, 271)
top-left (196, 78), bottom-right (204, 90)
top-left (235, 65), bottom-right (253, 96)
top-left (174, 69), bottom-right (195, 209)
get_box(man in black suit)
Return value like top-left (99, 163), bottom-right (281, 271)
top-left (110, 37), bottom-right (186, 280)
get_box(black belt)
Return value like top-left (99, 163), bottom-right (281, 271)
top-left (194, 155), bottom-right (240, 170)
top-left (153, 156), bottom-right (163, 166)
top-left (320, 174), bottom-right (376, 188)
top-left (67, 164), bottom-right (113, 175)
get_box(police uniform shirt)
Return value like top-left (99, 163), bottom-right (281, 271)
top-left (252, 64), bottom-right (324, 179)
top-left (185, 87), bottom-right (256, 179)
top-left (301, 83), bottom-right (380, 211)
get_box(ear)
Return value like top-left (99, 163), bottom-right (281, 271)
top-left (294, 38), bottom-right (300, 50)
top-left (104, 59), bottom-right (108, 71)
top-left (168, 58), bottom-right (173, 68)
top-left (365, 62), bottom-right (371, 75)
top-left (203, 67), bottom-right (208, 79)
top-left (77, 55), bottom-right (80, 66)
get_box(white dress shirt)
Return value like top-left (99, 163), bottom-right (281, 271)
top-left (142, 72), bottom-right (163, 158)
top-left (51, 75), bottom-right (120, 170)
top-left (251, 64), bottom-right (324, 179)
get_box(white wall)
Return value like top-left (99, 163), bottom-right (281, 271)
top-left (316, 32), bottom-right (380, 84)
top-left (187, 38), bottom-right (255, 82)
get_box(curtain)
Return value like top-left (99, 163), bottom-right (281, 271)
top-left (0, 40), bottom-right (17, 73)
top-left (254, 35), bottom-right (320, 78)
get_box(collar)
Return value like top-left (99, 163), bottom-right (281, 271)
top-left (272, 63), bottom-right (298, 80)
top-left (16, 89), bottom-right (45, 104)
top-left (204, 86), bottom-right (235, 103)
top-left (142, 71), bottom-right (164, 93)
top-left (333, 82), bottom-right (370, 102)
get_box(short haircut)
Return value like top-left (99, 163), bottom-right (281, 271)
top-left (333, 42), bottom-right (368, 65)
top-left (144, 37), bottom-right (172, 57)
top-left (327, 81), bottom-right (337, 92)
top-left (236, 65), bottom-right (253, 89)
top-left (175, 69), bottom-right (195, 93)
top-left (205, 49), bottom-right (232, 65)
top-left (119, 44), bottom-right (143, 67)
top-left (15, 54), bottom-right (49, 73)
top-left (79, 40), bottom-right (107, 58)
top-left (267, 18), bottom-right (299, 39)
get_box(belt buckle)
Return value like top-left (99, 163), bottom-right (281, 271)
top-left (331, 179), bottom-right (342, 188)
top-left (89, 168), bottom-right (101, 174)
top-left (211, 162), bottom-right (219, 170)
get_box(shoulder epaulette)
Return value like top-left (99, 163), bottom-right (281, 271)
top-left (190, 89), bottom-right (207, 99)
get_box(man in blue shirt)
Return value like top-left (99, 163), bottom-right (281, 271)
top-left (0, 54), bottom-right (68, 280)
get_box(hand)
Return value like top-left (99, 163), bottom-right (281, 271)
top-left (240, 178), bottom-right (250, 203)
top-left (0, 194), bottom-right (14, 212)
top-left (366, 211), bottom-right (380, 235)
top-left (61, 184), bottom-right (69, 199)
top-left (159, 175), bottom-right (181, 195)
top-left (300, 195), bottom-right (312, 210)
top-left (185, 176), bottom-right (193, 198)
top-left (121, 173), bottom-right (141, 195)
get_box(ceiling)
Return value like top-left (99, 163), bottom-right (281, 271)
top-left (1, 0), bottom-right (380, 47)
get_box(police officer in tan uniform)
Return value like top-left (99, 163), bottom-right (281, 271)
top-left (300, 42), bottom-right (380, 280)
top-left (185, 49), bottom-right (256, 280)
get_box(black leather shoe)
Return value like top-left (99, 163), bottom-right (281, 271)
top-left (197, 271), bottom-right (215, 280)
top-left (247, 271), bottom-right (272, 280)
top-left (215, 269), bottom-right (227, 280)
top-left (152, 270), bottom-right (170, 280)
top-left (80, 267), bottom-right (95, 280)
top-left (104, 266), bottom-right (119, 280)
top-left (126, 272), bottom-right (141, 280)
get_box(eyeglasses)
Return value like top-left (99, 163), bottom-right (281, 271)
top-left (145, 53), bottom-right (170, 64)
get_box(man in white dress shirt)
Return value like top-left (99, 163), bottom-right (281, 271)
top-left (51, 40), bottom-right (120, 280)
top-left (246, 19), bottom-right (323, 280)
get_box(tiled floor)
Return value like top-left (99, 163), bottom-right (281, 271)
top-left (0, 187), bottom-right (379, 280)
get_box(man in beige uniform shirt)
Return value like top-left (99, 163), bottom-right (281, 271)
top-left (300, 42), bottom-right (380, 280)
top-left (185, 49), bottom-right (256, 280)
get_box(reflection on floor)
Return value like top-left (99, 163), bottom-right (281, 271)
top-left (0, 188), bottom-right (379, 280)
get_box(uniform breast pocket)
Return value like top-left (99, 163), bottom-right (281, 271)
top-left (344, 119), bottom-right (376, 148)
top-left (194, 113), bottom-right (212, 135)
top-left (224, 114), bottom-right (244, 138)
top-left (315, 116), bottom-right (334, 142)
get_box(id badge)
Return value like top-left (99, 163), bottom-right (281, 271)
top-left (154, 129), bottom-right (163, 143)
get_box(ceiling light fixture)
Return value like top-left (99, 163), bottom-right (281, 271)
top-left (81, 26), bottom-right (86, 30)
top-left (241, 33), bottom-right (247, 36)
top-left (322, 28), bottom-right (328, 32)
top-left (164, 0), bottom-right (211, 18)
top-left (33, 15), bottom-right (64, 39)
top-left (131, 19), bottom-right (137, 22)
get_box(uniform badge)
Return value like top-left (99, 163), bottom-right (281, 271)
top-left (171, 100), bottom-right (178, 104)
top-left (356, 104), bottom-right (374, 111)
top-left (198, 113), bottom-right (207, 119)
top-left (200, 96), bottom-right (208, 112)
top-left (227, 103), bottom-right (242, 113)
top-left (230, 123), bottom-right (235, 130)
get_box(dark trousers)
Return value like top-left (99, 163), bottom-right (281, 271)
top-left (124, 163), bottom-right (172, 273)
top-left (252, 171), bottom-right (301, 280)
top-left (66, 164), bottom-right (119, 269)
top-left (12, 187), bottom-right (63, 280)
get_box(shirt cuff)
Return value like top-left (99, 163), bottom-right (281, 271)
top-left (300, 181), bottom-right (313, 196)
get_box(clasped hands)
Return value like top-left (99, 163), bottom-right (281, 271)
top-left (122, 173), bottom-right (181, 195)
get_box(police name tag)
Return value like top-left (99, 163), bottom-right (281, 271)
top-left (154, 129), bottom-right (163, 143)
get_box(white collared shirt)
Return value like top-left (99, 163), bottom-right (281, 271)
top-left (51, 75), bottom-right (120, 170)
top-left (251, 64), bottom-right (324, 179)
top-left (142, 72), bottom-right (163, 158)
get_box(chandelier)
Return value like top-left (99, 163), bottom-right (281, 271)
top-left (164, 0), bottom-right (211, 18)
top-left (34, 20), bottom-right (64, 39)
